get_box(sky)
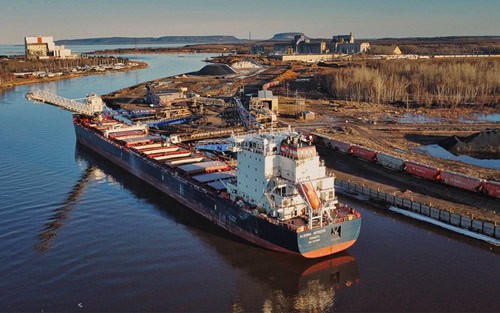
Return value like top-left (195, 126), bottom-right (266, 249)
top-left (0, 0), bottom-right (499, 44)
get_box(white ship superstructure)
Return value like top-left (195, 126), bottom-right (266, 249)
top-left (227, 129), bottom-right (338, 229)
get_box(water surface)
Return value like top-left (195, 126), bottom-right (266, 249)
top-left (0, 47), bottom-right (498, 312)
top-left (415, 144), bottom-right (500, 170)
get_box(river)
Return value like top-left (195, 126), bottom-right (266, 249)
top-left (0, 47), bottom-right (498, 312)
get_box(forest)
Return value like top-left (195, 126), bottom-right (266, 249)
top-left (369, 36), bottom-right (500, 55)
top-left (315, 58), bottom-right (499, 108)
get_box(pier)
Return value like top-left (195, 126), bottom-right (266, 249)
top-left (334, 178), bottom-right (499, 245)
top-left (25, 89), bottom-right (104, 115)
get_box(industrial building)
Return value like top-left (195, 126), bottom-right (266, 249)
top-left (251, 45), bottom-right (265, 54)
top-left (253, 90), bottom-right (279, 112)
top-left (333, 42), bottom-right (371, 54)
top-left (299, 41), bottom-right (327, 54)
top-left (332, 33), bottom-right (354, 44)
top-left (145, 86), bottom-right (187, 106)
top-left (297, 110), bottom-right (316, 121)
top-left (24, 36), bottom-right (72, 59)
top-left (331, 32), bottom-right (370, 54)
top-left (274, 34), bottom-right (328, 55)
top-left (273, 32), bottom-right (369, 58)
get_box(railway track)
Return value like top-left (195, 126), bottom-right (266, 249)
top-left (318, 146), bottom-right (499, 222)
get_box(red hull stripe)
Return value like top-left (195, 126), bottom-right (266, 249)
top-left (301, 239), bottom-right (356, 258)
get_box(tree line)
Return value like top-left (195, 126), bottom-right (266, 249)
top-left (315, 58), bottom-right (499, 108)
top-left (370, 36), bottom-right (500, 55)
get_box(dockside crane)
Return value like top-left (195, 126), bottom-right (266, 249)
top-left (25, 89), bottom-right (104, 116)
top-left (145, 84), bottom-right (167, 107)
top-left (232, 97), bottom-right (260, 130)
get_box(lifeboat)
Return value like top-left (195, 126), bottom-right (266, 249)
top-left (301, 182), bottom-right (320, 210)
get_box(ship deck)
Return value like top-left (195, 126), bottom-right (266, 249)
top-left (76, 115), bottom-right (360, 235)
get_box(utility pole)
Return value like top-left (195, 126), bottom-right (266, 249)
top-left (249, 31), bottom-right (252, 54)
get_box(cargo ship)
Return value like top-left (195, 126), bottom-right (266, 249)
top-left (73, 113), bottom-right (360, 258)
top-left (29, 91), bottom-right (361, 258)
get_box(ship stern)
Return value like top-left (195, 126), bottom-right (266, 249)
top-left (297, 218), bottom-right (361, 258)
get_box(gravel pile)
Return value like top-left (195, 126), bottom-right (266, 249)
top-left (440, 128), bottom-right (500, 159)
top-left (196, 64), bottom-right (236, 76)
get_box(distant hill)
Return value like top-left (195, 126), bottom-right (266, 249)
top-left (56, 36), bottom-right (242, 45)
top-left (270, 32), bottom-right (305, 41)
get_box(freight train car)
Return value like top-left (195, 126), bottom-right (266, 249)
top-left (312, 134), bottom-right (352, 153)
top-left (349, 145), bottom-right (377, 162)
top-left (482, 180), bottom-right (500, 198)
top-left (311, 133), bottom-right (498, 199)
top-left (404, 161), bottom-right (442, 181)
top-left (376, 153), bottom-right (406, 171)
top-left (332, 139), bottom-right (352, 153)
top-left (439, 170), bottom-right (484, 192)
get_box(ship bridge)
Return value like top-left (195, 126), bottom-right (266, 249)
top-left (226, 129), bottom-right (337, 228)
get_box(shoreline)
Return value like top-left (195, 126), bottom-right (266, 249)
top-left (0, 61), bottom-right (148, 90)
top-left (91, 43), bottom-right (251, 55)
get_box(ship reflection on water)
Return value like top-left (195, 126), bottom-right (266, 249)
top-left (71, 142), bottom-right (360, 312)
top-left (35, 164), bottom-right (100, 252)
top-left (227, 251), bottom-right (358, 312)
